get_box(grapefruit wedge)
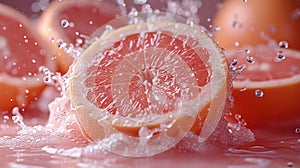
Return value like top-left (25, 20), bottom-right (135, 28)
top-left (227, 45), bottom-right (300, 128)
top-left (70, 13), bottom-right (229, 156)
top-left (0, 4), bottom-right (55, 112)
top-left (38, 0), bottom-right (121, 74)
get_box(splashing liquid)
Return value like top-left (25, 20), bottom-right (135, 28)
top-left (0, 0), bottom-right (299, 167)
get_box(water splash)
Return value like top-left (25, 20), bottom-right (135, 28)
top-left (11, 107), bottom-right (26, 129)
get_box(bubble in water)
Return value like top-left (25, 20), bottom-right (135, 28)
top-left (254, 89), bottom-right (264, 97)
top-left (278, 41), bottom-right (289, 49)
top-left (61, 19), bottom-right (70, 28)
top-left (295, 128), bottom-right (300, 134)
top-left (243, 0), bottom-right (248, 2)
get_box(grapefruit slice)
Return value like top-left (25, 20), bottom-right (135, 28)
top-left (226, 45), bottom-right (300, 128)
top-left (70, 13), bottom-right (229, 157)
top-left (38, 0), bottom-right (121, 74)
top-left (0, 4), bottom-right (56, 111)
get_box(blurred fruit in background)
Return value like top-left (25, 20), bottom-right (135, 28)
top-left (0, 3), bottom-right (56, 112)
top-left (37, 0), bottom-right (121, 74)
top-left (213, 0), bottom-right (300, 50)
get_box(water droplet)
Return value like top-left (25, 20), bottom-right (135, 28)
top-left (3, 115), bottom-right (9, 120)
top-left (229, 58), bottom-right (238, 69)
top-left (245, 48), bottom-right (250, 54)
top-left (275, 51), bottom-right (286, 62)
top-left (134, 0), bottom-right (147, 5)
top-left (234, 41), bottom-right (239, 47)
top-left (25, 89), bottom-right (30, 94)
top-left (105, 25), bottom-right (113, 31)
top-left (76, 38), bottom-right (83, 45)
top-left (287, 162), bottom-right (294, 168)
top-left (232, 21), bottom-right (238, 28)
top-left (88, 20), bottom-right (93, 25)
top-left (11, 107), bottom-right (26, 128)
top-left (255, 89), bottom-right (264, 97)
top-left (278, 41), bottom-right (288, 49)
top-left (19, 24), bottom-right (23, 28)
top-left (213, 26), bottom-right (220, 32)
top-left (61, 19), bottom-right (69, 28)
top-left (69, 22), bottom-right (75, 28)
top-left (240, 87), bottom-right (247, 92)
top-left (246, 56), bottom-right (255, 64)
top-left (57, 40), bottom-right (67, 49)
top-left (49, 37), bottom-right (55, 43)
top-left (235, 64), bottom-right (246, 75)
top-left (295, 128), bottom-right (300, 134)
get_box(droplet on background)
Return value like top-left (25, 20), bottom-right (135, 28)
top-left (286, 162), bottom-right (295, 168)
top-left (213, 26), bottom-right (220, 32)
top-left (245, 48), bottom-right (250, 54)
top-left (134, 0), bottom-right (147, 5)
top-left (61, 19), bottom-right (70, 28)
top-left (240, 87), bottom-right (247, 92)
top-left (254, 89), bottom-right (264, 97)
top-left (275, 51), bottom-right (286, 62)
top-left (234, 41), bottom-right (239, 47)
top-left (278, 41), bottom-right (289, 49)
top-left (246, 56), bottom-right (255, 64)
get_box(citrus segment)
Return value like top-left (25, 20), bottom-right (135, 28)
top-left (227, 45), bottom-right (300, 128)
top-left (0, 4), bottom-right (55, 111)
top-left (38, 0), bottom-right (121, 74)
top-left (70, 13), bottom-right (228, 156)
